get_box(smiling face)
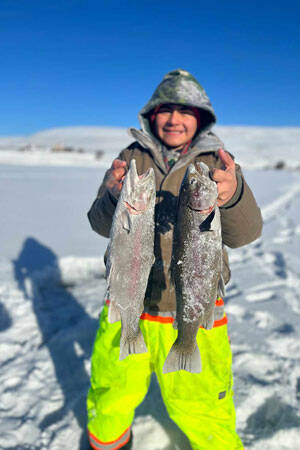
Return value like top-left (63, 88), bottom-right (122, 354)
top-left (154, 104), bottom-right (199, 150)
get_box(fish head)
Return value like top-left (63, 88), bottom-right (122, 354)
top-left (122, 159), bottom-right (155, 214)
top-left (182, 162), bottom-right (217, 215)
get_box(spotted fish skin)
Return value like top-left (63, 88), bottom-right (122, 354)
top-left (163, 162), bottom-right (223, 374)
top-left (106, 159), bottom-right (156, 360)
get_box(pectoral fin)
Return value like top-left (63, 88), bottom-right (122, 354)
top-left (108, 300), bottom-right (121, 323)
top-left (203, 308), bottom-right (215, 330)
top-left (218, 274), bottom-right (225, 298)
top-left (121, 209), bottom-right (132, 232)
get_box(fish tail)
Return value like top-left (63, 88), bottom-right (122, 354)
top-left (119, 327), bottom-right (148, 360)
top-left (163, 342), bottom-right (202, 374)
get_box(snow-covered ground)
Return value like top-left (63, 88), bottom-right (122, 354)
top-left (1, 126), bottom-right (300, 449)
top-left (1, 125), bottom-right (300, 170)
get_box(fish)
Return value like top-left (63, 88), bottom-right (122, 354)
top-left (163, 162), bottom-right (224, 374)
top-left (106, 158), bottom-right (156, 360)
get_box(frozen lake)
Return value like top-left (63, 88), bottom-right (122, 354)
top-left (1, 153), bottom-right (300, 449)
top-left (1, 165), bottom-right (108, 260)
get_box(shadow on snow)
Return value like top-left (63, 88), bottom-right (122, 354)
top-left (0, 301), bottom-right (12, 332)
top-left (243, 395), bottom-right (300, 446)
top-left (13, 237), bottom-right (98, 448)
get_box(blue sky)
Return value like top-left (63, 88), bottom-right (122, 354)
top-left (1, 0), bottom-right (300, 135)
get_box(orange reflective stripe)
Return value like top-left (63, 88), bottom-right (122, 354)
top-left (200, 315), bottom-right (228, 328)
top-left (214, 315), bottom-right (228, 327)
top-left (89, 428), bottom-right (129, 444)
top-left (140, 312), bottom-right (174, 324)
top-left (141, 313), bottom-right (228, 327)
top-left (88, 427), bottom-right (131, 450)
top-left (215, 297), bottom-right (224, 307)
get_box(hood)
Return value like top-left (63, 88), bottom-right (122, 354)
top-left (138, 69), bottom-right (217, 143)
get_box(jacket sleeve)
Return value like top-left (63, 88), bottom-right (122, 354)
top-left (87, 149), bottom-right (131, 238)
top-left (220, 164), bottom-right (263, 248)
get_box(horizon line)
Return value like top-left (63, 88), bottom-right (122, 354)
top-left (1, 123), bottom-right (300, 138)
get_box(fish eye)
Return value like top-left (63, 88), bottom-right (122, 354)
top-left (190, 178), bottom-right (197, 185)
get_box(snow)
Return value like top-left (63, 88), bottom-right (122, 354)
top-left (0, 126), bottom-right (132, 168)
top-left (1, 126), bottom-right (300, 449)
top-left (1, 125), bottom-right (300, 170)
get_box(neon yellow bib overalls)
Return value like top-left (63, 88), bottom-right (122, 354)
top-left (87, 299), bottom-right (243, 450)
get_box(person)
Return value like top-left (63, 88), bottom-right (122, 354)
top-left (86, 69), bottom-right (263, 450)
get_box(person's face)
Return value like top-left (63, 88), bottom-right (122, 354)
top-left (154, 104), bottom-right (198, 150)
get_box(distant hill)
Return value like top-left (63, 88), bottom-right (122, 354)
top-left (0, 125), bottom-right (299, 169)
top-left (29, 126), bottom-right (132, 152)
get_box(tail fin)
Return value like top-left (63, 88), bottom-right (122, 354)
top-left (163, 342), bottom-right (202, 374)
top-left (119, 327), bottom-right (148, 360)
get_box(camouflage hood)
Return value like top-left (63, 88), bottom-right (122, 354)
top-left (138, 69), bottom-right (217, 143)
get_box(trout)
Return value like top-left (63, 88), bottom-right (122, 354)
top-left (106, 159), bottom-right (156, 360)
top-left (163, 162), bottom-right (224, 374)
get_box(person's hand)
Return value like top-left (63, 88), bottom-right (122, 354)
top-left (211, 149), bottom-right (237, 207)
top-left (105, 159), bottom-right (127, 199)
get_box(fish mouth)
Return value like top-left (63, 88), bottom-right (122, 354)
top-left (189, 203), bottom-right (216, 215)
top-left (124, 201), bottom-right (146, 215)
top-left (138, 167), bottom-right (153, 182)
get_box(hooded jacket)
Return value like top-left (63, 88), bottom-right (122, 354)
top-left (88, 69), bottom-right (263, 313)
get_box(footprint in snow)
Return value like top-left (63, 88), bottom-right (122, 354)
top-left (252, 310), bottom-right (277, 329)
top-left (267, 335), bottom-right (300, 359)
top-left (0, 301), bottom-right (12, 332)
top-left (273, 323), bottom-right (295, 335)
top-left (233, 352), bottom-right (281, 385)
top-left (224, 283), bottom-right (242, 301)
top-left (225, 304), bottom-right (246, 321)
top-left (245, 290), bottom-right (275, 303)
top-left (243, 395), bottom-right (300, 443)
